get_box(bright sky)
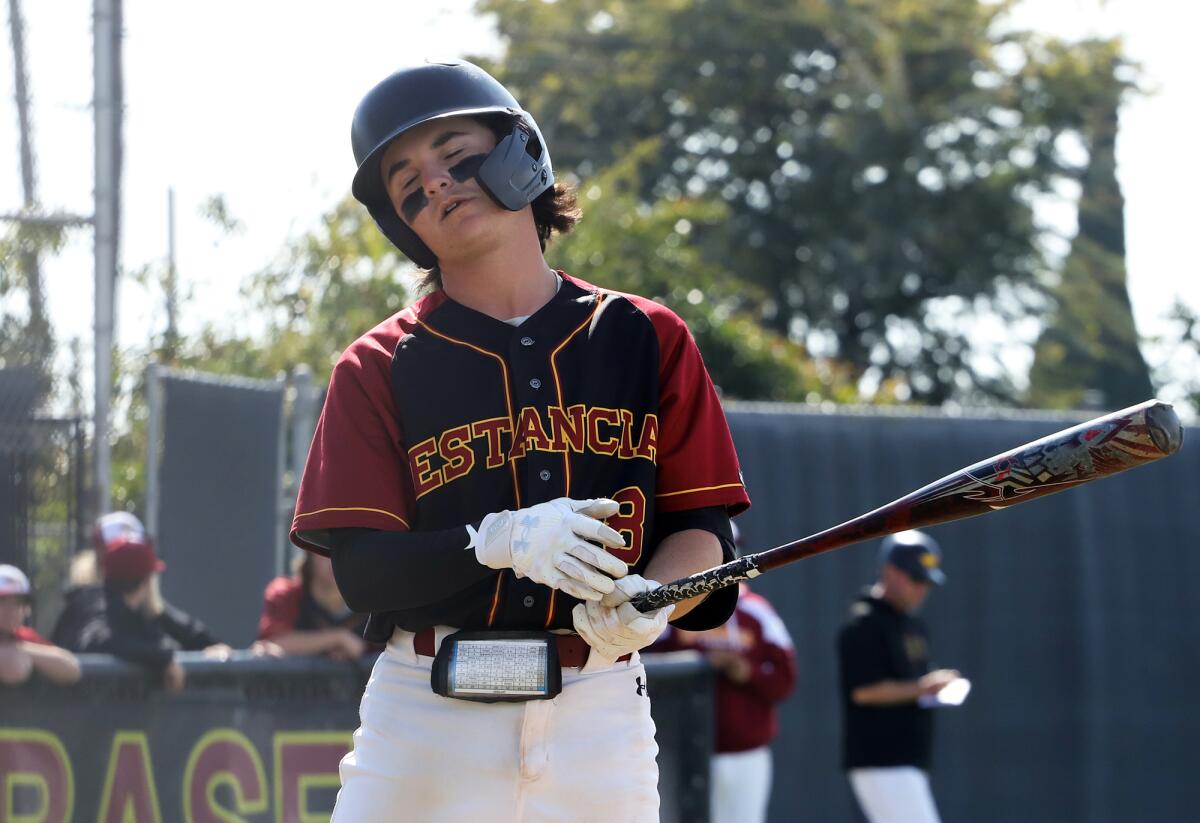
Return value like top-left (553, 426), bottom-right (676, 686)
top-left (1, 0), bottom-right (1197, 404)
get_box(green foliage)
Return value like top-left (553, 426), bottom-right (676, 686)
top-left (0, 221), bottom-right (67, 399)
top-left (548, 140), bottom-right (846, 400)
top-left (474, 0), bottom-right (1132, 404)
top-left (1027, 40), bottom-right (1153, 410)
top-left (173, 198), bottom-right (414, 385)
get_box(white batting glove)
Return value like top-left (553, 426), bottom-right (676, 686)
top-left (572, 575), bottom-right (675, 660)
top-left (467, 497), bottom-right (629, 601)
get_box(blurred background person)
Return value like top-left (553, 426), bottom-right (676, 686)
top-left (837, 530), bottom-right (961, 823)
top-left (0, 563), bottom-right (81, 686)
top-left (257, 551), bottom-right (372, 660)
top-left (653, 524), bottom-right (797, 823)
top-left (53, 512), bottom-right (278, 691)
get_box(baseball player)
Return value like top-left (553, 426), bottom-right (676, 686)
top-left (290, 59), bottom-right (749, 821)
top-left (837, 530), bottom-right (960, 823)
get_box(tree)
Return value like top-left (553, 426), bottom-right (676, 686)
top-left (474, 0), bottom-right (1132, 404)
top-left (1027, 39), bottom-right (1153, 409)
top-left (0, 221), bottom-right (64, 401)
top-left (548, 140), bottom-right (851, 401)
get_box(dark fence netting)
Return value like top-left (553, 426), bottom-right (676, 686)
top-left (0, 366), bottom-right (86, 635)
top-left (151, 370), bottom-right (285, 647)
top-left (724, 403), bottom-right (1200, 823)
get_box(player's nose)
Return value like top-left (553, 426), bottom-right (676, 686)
top-left (420, 163), bottom-right (453, 196)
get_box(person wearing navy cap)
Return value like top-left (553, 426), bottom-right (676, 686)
top-left (836, 530), bottom-right (961, 823)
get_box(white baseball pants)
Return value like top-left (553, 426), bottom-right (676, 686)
top-left (848, 766), bottom-right (942, 823)
top-left (331, 628), bottom-right (660, 822)
top-left (710, 745), bottom-right (772, 823)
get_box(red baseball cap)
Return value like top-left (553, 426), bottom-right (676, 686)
top-left (101, 535), bottom-right (166, 580)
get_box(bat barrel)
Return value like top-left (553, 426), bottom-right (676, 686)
top-left (631, 399), bottom-right (1184, 613)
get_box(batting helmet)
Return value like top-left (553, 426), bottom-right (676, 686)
top-left (879, 530), bottom-right (946, 585)
top-left (350, 59), bottom-right (555, 269)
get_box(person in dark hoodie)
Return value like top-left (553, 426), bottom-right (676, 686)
top-left (53, 512), bottom-right (278, 690)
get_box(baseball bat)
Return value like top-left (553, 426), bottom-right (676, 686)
top-left (632, 398), bottom-right (1184, 612)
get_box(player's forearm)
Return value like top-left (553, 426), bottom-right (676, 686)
top-left (642, 529), bottom-right (723, 620)
top-left (266, 629), bottom-right (349, 656)
top-left (329, 526), bottom-right (496, 613)
top-left (850, 679), bottom-right (924, 705)
top-left (23, 643), bottom-right (82, 685)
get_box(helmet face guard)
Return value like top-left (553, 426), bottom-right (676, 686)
top-left (350, 60), bottom-right (555, 269)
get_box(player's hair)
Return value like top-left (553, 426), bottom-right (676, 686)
top-left (416, 113), bottom-right (581, 293)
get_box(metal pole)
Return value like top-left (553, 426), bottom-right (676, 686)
top-left (282, 365), bottom-right (316, 575)
top-left (93, 0), bottom-right (122, 514)
top-left (144, 363), bottom-right (162, 537)
top-left (166, 187), bottom-right (177, 354)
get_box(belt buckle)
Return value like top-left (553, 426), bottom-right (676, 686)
top-left (430, 630), bottom-right (563, 703)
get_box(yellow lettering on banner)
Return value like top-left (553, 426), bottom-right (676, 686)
top-left (0, 729), bottom-right (73, 823)
top-left (183, 729), bottom-right (267, 823)
top-left (273, 732), bottom-right (352, 823)
top-left (98, 731), bottom-right (162, 823)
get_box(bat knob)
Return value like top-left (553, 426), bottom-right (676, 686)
top-left (1145, 401), bottom-right (1184, 456)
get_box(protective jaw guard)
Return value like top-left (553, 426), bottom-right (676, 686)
top-left (477, 123), bottom-right (553, 211)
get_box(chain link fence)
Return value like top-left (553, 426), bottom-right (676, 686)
top-left (0, 366), bottom-right (88, 634)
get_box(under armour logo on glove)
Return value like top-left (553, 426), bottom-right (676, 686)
top-left (635, 676), bottom-right (647, 697)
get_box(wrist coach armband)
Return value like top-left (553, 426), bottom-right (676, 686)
top-left (430, 630), bottom-right (563, 703)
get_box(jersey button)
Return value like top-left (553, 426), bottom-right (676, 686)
top-left (539, 469), bottom-right (552, 481)
top-left (529, 378), bottom-right (542, 389)
top-left (523, 595), bottom-right (536, 607)
top-left (521, 336), bottom-right (535, 346)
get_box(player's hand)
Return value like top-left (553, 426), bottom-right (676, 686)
top-left (202, 643), bottom-right (233, 661)
top-left (469, 497), bottom-right (629, 601)
top-left (918, 668), bottom-right (960, 695)
top-left (572, 575), bottom-right (674, 660)
top-left (707, 649), bottom-right (753, 684)
top-left (249, 639), bottom-right (285, 658)
top-left (329, 630), bottom-right (366, 660)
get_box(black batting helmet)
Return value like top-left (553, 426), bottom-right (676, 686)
top-left (350, 59), bottom-right (555, 269)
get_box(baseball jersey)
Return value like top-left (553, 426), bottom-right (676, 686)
top-left (838, 591), bottom-right (934, 770)
top-left (257, 576), bottom-right (369, 640)
top-left (7, 625), bottom-right (51, 645)
top-left (291, 272), bottom-right (749, 635)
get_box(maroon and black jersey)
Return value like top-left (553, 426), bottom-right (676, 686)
top-left (291, 272), bottom-right (749, 633)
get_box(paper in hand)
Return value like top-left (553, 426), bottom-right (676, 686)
top-left (918, 676), bottom-right (971, 708)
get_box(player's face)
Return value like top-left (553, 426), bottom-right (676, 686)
top-left (380, 116), bottom-right (503, 255)
top-left (0, 594), bottom-right (28, 633)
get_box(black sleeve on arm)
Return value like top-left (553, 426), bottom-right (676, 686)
top-left (328, 526), bottom-right (498, 614)
top-left (653, 506), bottom-right (740, 631)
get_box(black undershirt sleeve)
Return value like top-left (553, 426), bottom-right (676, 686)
top-left (651, 506), bottom-right (740, 631)
top-left (326, 505), bottom-right (740, 627)
top-left (327, 526), bottom-right (495, 614)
